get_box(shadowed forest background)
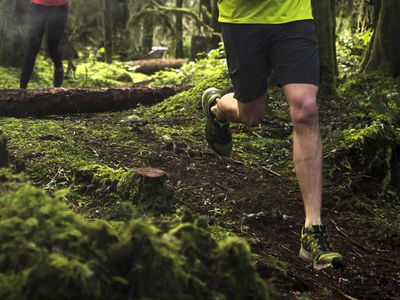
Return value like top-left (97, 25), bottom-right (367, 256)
top-left (0, 0), bottom-right (399, 299)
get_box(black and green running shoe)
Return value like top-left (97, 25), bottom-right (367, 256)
top-left (201, 87), bottom-right (232, 156)
top-left (299, 225), bottom-right (344, 270)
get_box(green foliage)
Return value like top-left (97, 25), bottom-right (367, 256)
top-left (0, 170), bottom-right (272, 300)
top-left (326, 72), bottom-right (400, 195)
top-left (336, 30), bottom-right (369, 76)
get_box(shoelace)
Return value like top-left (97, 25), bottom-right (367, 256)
top-left (306, 229), bottom-right (334, 253)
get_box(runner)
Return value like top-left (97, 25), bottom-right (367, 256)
top-left (202, 0), bottom-right (344, 270)
top-left (20, 0), bottom-right (68, 89)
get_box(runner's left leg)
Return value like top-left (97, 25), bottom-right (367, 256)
top-left (47, 5), bottom-right (68, 87)
top-left (283, 83), bottom-right (322, 228)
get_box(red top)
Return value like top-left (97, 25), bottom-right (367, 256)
top-left (32, 0), bottom-right (68, 6)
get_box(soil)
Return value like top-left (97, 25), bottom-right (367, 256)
top-left (52, 111), bottom-right (400, 300)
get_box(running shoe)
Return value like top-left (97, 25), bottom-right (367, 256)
top-left (201, 87), bottom-right (232, 156)
top-left (299, 225), bottom-right (344, 270)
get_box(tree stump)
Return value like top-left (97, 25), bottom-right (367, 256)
top-left (117, 167), bottom-right (175, 213)
top-left (0, 131), bottom-right (9, 168)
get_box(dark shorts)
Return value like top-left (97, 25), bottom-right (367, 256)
top-left (221, 20), bottom-right (320, 103)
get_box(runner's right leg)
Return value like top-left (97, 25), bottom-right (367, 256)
top-left (47, 5), bottom-right (68, 87)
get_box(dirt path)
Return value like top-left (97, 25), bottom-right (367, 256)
top-left (3, 99), bottom-right (398, 299)
top-left (70, 112), bottom-right (400, 300)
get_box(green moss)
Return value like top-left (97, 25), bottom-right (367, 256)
top-left (75, 164), bottom-right (177, 215)
top-left (0, 174), bottom-right (273, 300)
top-left (0, 118), bottom-right (95, 187)
top-left (144, 65), bottom-right (230, 120)
top-left (150, 48), bottom-right (227, 87)
top-left (0, 56), bottom-right (149, 89)
top-left (117, 169), bottom-right (176, 213)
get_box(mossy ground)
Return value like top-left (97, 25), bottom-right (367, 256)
top-left (0, 55), bottom-right (148, 89)
top-left (0, 48), bottom-right (399, 299)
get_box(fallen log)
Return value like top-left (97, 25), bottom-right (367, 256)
top-left (0, 85), bottom-right (191, 117)
top-left (130, 58), bottom-right (188, 75)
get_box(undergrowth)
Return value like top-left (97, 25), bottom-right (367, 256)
top-left (0, 168), bottom-right (273, 300)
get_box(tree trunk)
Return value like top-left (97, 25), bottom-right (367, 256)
top-left (0, 0), bottom-right (30, 67)
top-left (175, 0), bottom-right (184, 58)
top-left (210, 0), bottom-right (221, 32)
top-left (142, 17), bottom-right (154, 55)
top-left (117, 167), bottom-right (175, 212)
top-left (337, 0), bottom-right (357, 32)
top-left (312, 0), bottom-right (337, 96)
top-left (102, 0), bottom-right (113, 64)
top-left (200, 0), bottom-right (211, 25)
top-left (362, 0), bottom-right (400, 77)
top-left (0, 85), bottom-right (192, 117)
top-left (357, 0), bottom-right (374, 32)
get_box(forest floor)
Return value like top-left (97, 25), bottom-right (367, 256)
top-left (1, 82), bottom-right (399, 299)
top-left (1, 49), bottom-right (400, 298)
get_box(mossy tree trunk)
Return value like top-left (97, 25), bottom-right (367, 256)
top-left (312, 0), bottom-right (337, 96)
top-left (175, 0), bottom-right (184, 58)
top-left (0, 0), bottom-right (30, 67)
top-left (362, 0), bottom-right (400, 77)
top-left (102, 0), bottom-right (113, 63)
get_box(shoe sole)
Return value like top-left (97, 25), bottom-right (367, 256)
top-left (201, 88), bottom-right (232, 156)
top-left (299, 246), bottom-right (331, 271)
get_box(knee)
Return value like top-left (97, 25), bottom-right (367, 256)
top-left (289, 93), bottom-right (319, 127)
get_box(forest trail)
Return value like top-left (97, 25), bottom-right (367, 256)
top-left (80, 112), bottom-right (399, 300)
top-left (1, 84), bottom-right (399, 299)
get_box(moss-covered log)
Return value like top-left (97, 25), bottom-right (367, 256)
top-left (0, 85), bottom-right (191, 117)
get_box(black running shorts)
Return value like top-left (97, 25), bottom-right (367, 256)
top-left (221, 20), bottom-right (320, 103)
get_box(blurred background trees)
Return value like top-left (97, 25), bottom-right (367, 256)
top-left (0, 0), bottom-right (399, 93)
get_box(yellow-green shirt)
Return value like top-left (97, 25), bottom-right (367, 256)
top-left (218, 0), bottom-right (313, 24)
